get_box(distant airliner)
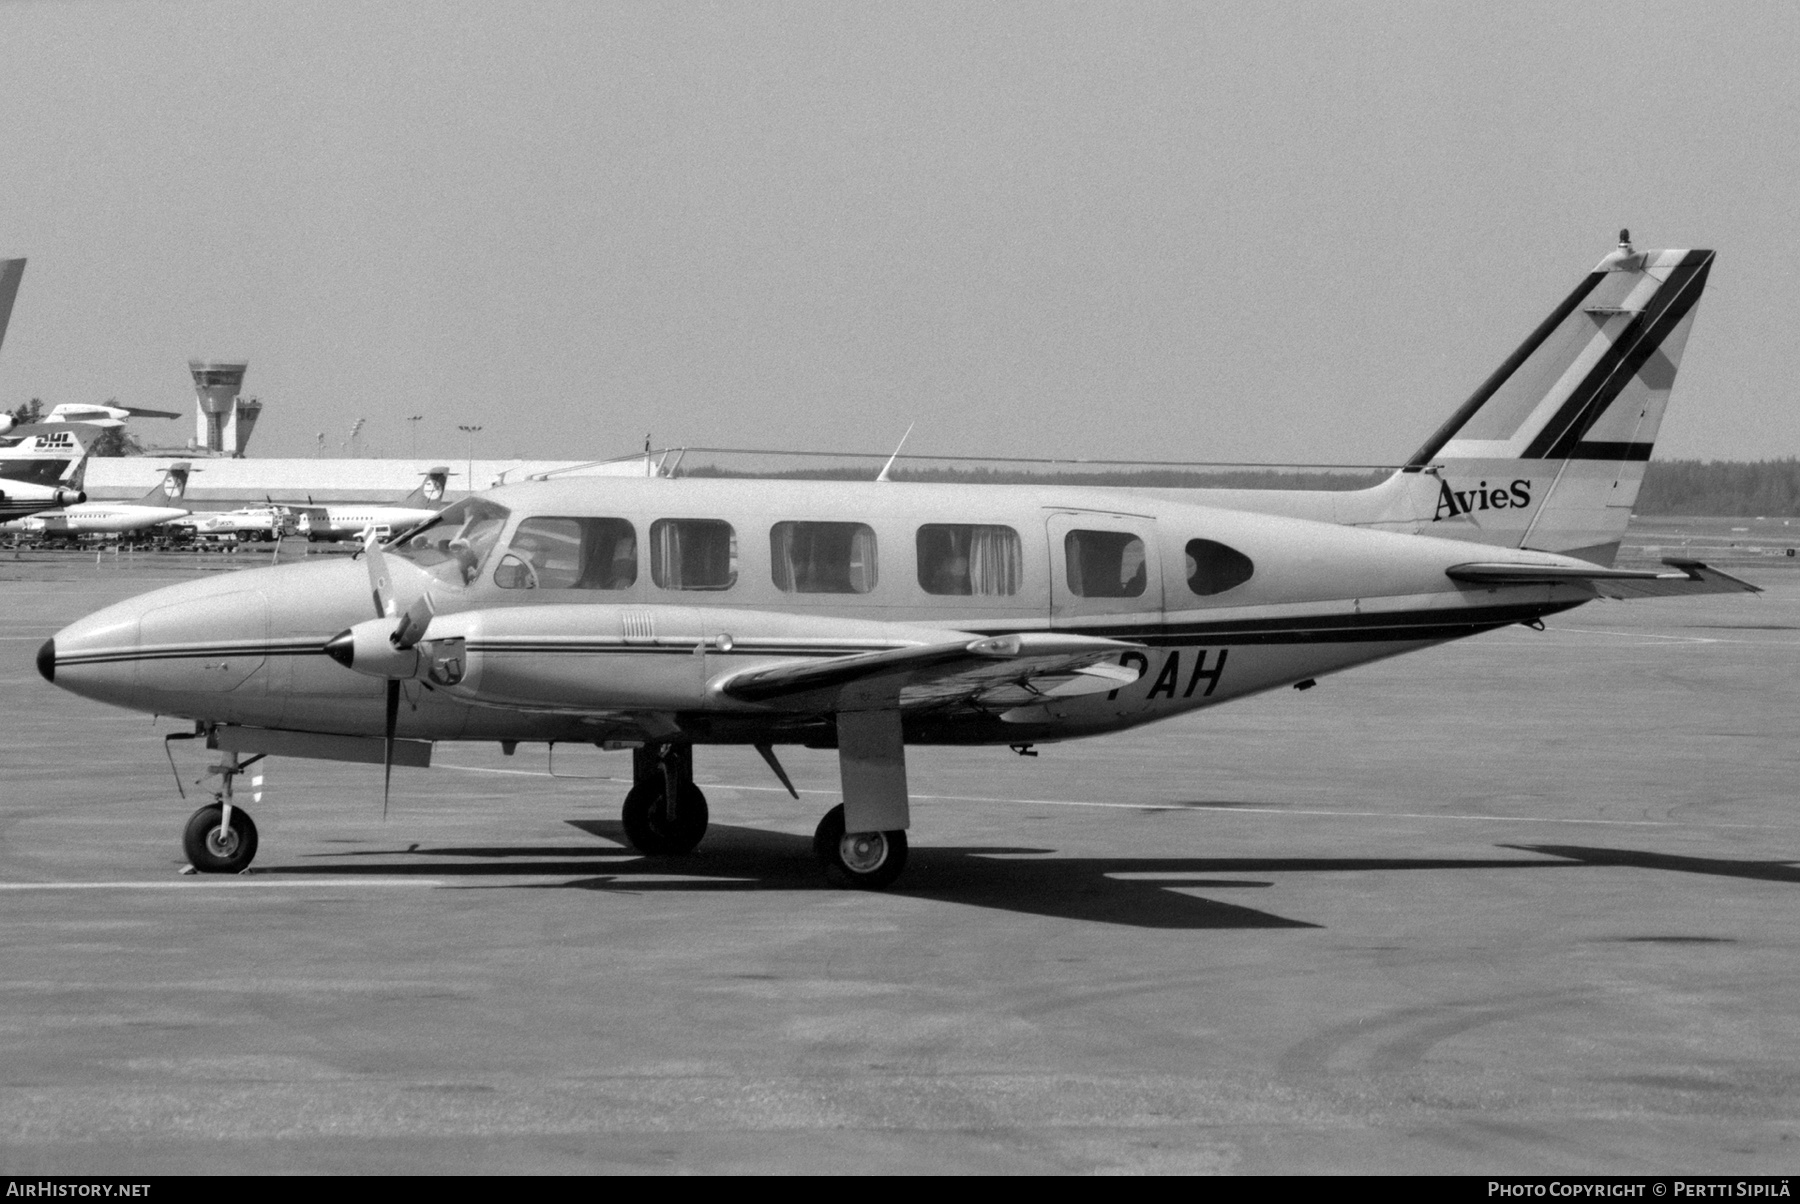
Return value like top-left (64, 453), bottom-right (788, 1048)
top-left (292, 467), bottom-right (452, 542)
top-left (41, 233), bottom-right (1753, 890)
top-left (6, 463), bottom-right (192, 536)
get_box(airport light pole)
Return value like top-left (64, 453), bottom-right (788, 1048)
top-left (458, 424), bottom-right (483, 497)
top-left (407, 415), bottom-right (423, 460)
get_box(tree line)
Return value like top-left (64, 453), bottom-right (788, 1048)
top-left (687, 458), bottom-right (1800, 516)
top-left (2, 396), bottom-right (1794, 514)
top-left (1634, 459), bottom-right (1800, 516)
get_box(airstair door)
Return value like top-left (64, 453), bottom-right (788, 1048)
top-left (1044, 510), bottom-right (1162, 632)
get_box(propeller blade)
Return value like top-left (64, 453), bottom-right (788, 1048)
top-left (383, 678), bottom-right (399, 819)
top-left (363, 528), bottom-right (396, 619)
top-left (391, 591), bottom-right (435, 650)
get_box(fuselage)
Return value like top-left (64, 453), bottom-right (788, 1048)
top-left (297, 505), bottom-right (438, 541)
top-left (43, 475), bottom-right (1597, 749)
top-left (9, 503), bottom-right (191, 534)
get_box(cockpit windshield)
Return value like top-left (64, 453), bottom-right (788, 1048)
top-left (386, 498), bottom-right (512, 586)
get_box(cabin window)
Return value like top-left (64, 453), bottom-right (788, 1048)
top-left (916, 524), bottom-right (1022, 596)
top-left (1185, 538), bottom-right (1254, 596)
top-left (388, 498), bottom-right (511, 586)
top-left (650, 519), bottom-right (737, 590)
top-left (770, 522), bottom-right (877, 594)
top-left (494, 517), bottom-right (637, 590)
top-left (1064, 530), bottom-right (1146, 598)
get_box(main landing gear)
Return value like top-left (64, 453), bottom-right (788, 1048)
top-left (621, 744), bottom-right (709, 855)
top-left (813, 803), bottom-right (908, 890)
top-left (620, 722), bottom-right (915, 890)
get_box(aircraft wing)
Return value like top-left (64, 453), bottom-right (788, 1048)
top-left (711, 632), bottom-right (1145, 711)
top-left (1447, 557), bottom-right (1761, 598)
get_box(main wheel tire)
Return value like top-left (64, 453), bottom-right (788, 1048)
top-left (182, 803), bottom-right (259, 874)
top-left (813, 803), bottom-right (908, 890)
top-left (620, 781), bottom-right (709, 855)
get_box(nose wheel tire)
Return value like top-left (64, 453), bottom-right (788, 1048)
top-left (182, 803), bottom-right (259, 874)
top-left (621, 781), bottom-right (709, 855)
top-left (813, 804), bottom-right (908, 890)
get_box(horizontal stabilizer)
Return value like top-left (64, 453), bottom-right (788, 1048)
top-left (1447, 557), bottom-right (1760, 598)
top-left (713, 632), bottom-right (1143, 709)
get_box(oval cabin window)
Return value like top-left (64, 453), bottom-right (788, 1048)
top-left (1185, 538), bottom-right (1254, 596)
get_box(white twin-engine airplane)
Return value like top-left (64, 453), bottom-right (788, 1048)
top-left (293, 467), bottom-right (452, 542)
top-left (40, 234), bottom-right (1755, 888)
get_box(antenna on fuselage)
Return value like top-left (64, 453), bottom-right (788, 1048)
top-left (875, 422), bottom-right (915, 483)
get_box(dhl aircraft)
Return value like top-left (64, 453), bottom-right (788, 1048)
top-left (38, 401), bottom-right (184, 428)
top-left (38, 234), bottom-right (1755, 888)
top-left (5, 462), bottom-right (192, 536)
top-left (0, 427), bottom-right (90, 521)
top-left (292, 467), bottom-right (452, 542)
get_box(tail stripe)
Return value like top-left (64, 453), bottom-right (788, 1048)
top-left (1560, 441), bottom-right (1653, 462)
top-left (1523, 250), bottom-right (1714, 459)
top-left (1405, 270), bottom-right (1607, 468)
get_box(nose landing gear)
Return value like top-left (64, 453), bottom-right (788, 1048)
top-left (182, 802), bottom-right (259, 873)
top-left (176, 743), bottom-right (263, 874)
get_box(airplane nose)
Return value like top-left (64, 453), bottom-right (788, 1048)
top-left (47, 574), bottom-right (274, 712)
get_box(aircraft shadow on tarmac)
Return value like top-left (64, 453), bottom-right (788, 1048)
top-left (265, 820), bottom-right (1630, 930)
top-left (1508, 844), bottom-right (1800, 884)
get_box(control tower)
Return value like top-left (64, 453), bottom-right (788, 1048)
top-left (188, 360), bottom-right (262, 457)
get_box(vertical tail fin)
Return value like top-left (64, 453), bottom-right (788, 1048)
top-left (0, 259), bottom-right (24, 358)
top-left (1384, 233), bottom-right (1713, 563)
top-left (143, 462), bottom-right (193, 504)
top-left (403, 466), bottom-right (451, 509)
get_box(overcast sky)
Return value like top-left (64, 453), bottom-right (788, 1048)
top-left (0, 1), bottom-right (1795, 464)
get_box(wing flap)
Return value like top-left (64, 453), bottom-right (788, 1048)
top-left (712, 632), bottom-right (1145, 710)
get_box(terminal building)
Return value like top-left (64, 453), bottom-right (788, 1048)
top-left (81, 358), bottom-right (639, 504)
top-left (83, 456), bottom-right (622, 506)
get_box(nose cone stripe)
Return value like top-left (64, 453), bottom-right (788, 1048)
top-left (37, 638), bottom-right (54, 683)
